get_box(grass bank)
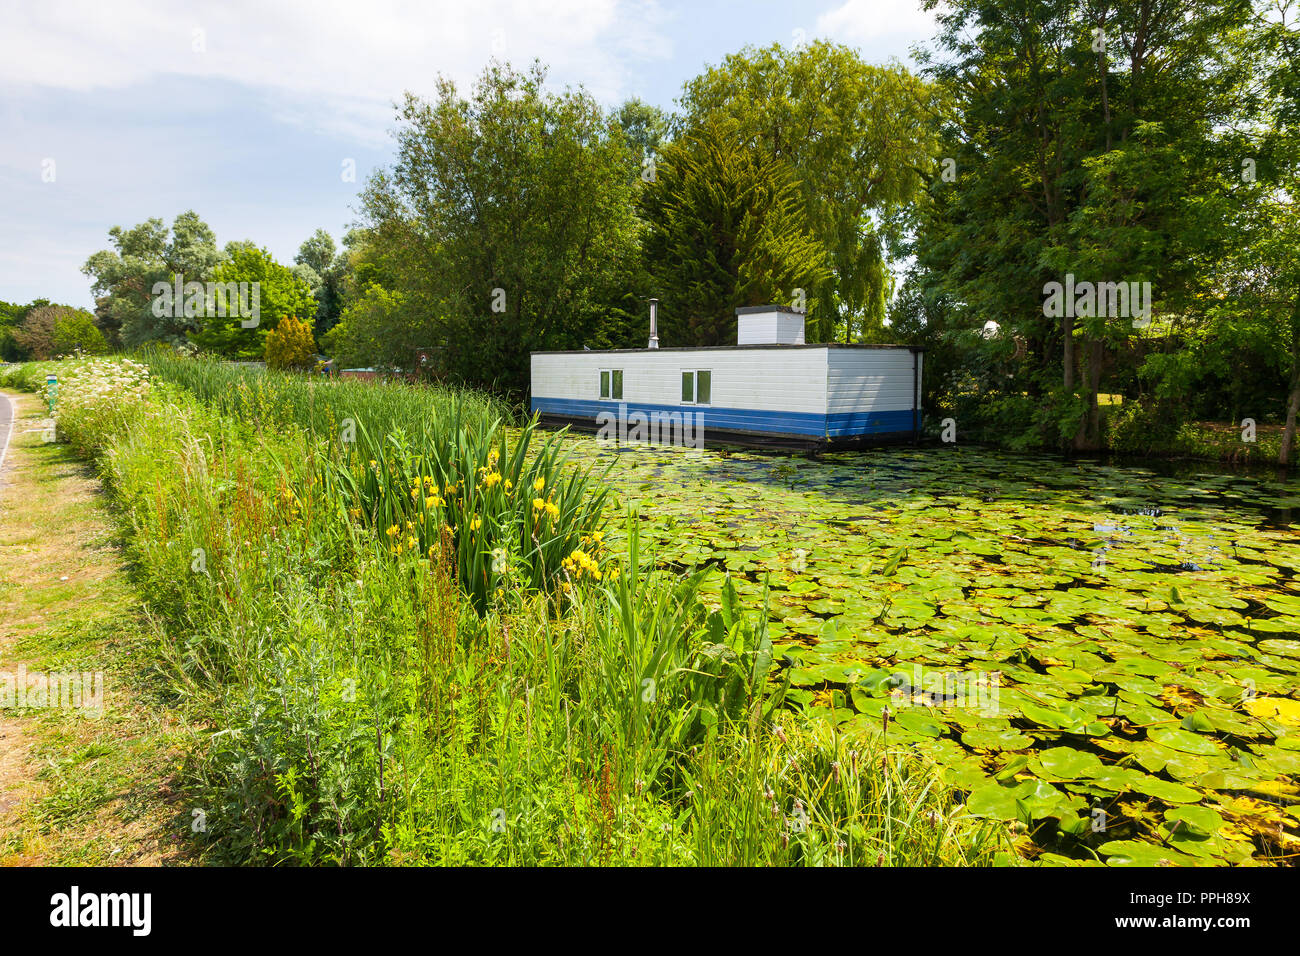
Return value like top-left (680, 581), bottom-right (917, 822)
top-left (0, 357), bottom-right (1010, 866)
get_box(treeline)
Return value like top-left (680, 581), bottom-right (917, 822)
top-left (328, 51), bottom-right (938, 392)
top-left (895, 0), bottom-right (1300, 461)
top-left (28, 1), bottom-right (1300, 462)
top-left (1, 299), bottom-right (106, 361)
top-left (66, 43), bottom-right (935, 390)
top-left (78, 214), bottom-right (341, 370)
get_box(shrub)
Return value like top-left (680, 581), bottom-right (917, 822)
top-left (1106, 398), bottom-right (1180, 455)
top-left (265, 315), bottom-right (317, 370)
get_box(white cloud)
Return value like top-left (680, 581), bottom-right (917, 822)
top-left (0, 0), bottom-right (672, 144)
top-left (815, 0), bottom-right (937, 49)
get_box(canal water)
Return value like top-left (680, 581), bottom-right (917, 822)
top-left (564, 436), bottom-right (1300, 865)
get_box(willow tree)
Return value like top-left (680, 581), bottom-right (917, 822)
top-left (678, 41), bottom-right (941, 342)
top-left (82, 211), bottom-right (221, 347)
top-left (639, 118), bottom-right (829, 346)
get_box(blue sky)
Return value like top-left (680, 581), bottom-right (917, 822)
top-left (0, 0), bottom-right (939, 309)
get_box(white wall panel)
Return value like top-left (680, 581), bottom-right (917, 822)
top-left (826, 349), bottom-right (918, 413)
top-left (533, 348), bottom-right (829, 413)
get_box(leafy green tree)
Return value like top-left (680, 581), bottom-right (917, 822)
top-left (358, 61), bottom-right (642, 392)
top-left (1195, 0), bottom-right (1300, 463)
top-left (320, 230), bottom-right (416, 367)
top-left (296, 229), bottom-right (348, 339)
top-left (82, 211), bottom-right (221, 347)
top-left (614, 97), bottom-right (673, 185)
top-left (12, 305), bottom-right (106, 358)
top-left (910, 0), bottom-right (1252, 449)
top-left (189, 243), bottom-right (317, 359)
top-left (322, 285), bottom-right (416, 369)
top-left (339, 228), bottom-right (394, 294)
top-left (51, 309), bottom-right (108, 355)
top-left (639, 118), bottom-right (829, 345)
top-left (888, 275), bottom-right (969, 420)
top-left (295, 228), bottom-right (335, 276)
top-left (679, 41), bottom-right (941, 341)
top-left (0, 299), bottom-right (48, 360)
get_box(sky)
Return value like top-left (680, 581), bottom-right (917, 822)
top-left (0, 0), bottom-right (939, 309)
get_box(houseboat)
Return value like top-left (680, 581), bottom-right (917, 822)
top-left (529, 304), bottom-right (923, 448)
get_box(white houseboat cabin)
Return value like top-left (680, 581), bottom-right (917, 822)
top-left (529, 304), bottom-right (923, 448)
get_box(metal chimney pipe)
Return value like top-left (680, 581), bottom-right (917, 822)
top-left (647, 297), bottom-right (660, 349)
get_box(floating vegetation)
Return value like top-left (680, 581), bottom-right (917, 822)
top-left (565, 438), bottom-right (1300, 866)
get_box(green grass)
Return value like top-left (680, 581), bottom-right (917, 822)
top-left (140, 348), bottom-right (513, 439)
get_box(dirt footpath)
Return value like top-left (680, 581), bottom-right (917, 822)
top-left (0, 390), bottom-right (191, 865)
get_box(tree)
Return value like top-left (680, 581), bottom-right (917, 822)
top-left (11, 306), bottom-right (59, 359)
top-left (12, 305), bottom-right (106, 359)
top-left (295, 229), bottom-right (348, 339)
top-left (265, 315), bottom-right (318, 370)
top-left (295, 228), bottom-right (336, 276)
top-left (1198, 0), bottom-right (1300, 464)
top-left (614, 98), bottom-right (672, 185)
top-left (639, 118), bottom-right (829, 345)
top-left (0, 299), bottom-right (47, 360)
top-left (910, 0), bottom-right (1253, 449)
top-left (357, 61), bottom-right (642, 392)
top-left (189, 243), bottom-right (317, 359)
top-left (82, 211), bottom-right (221, 347)
top-left (319, 230), bottom-right (412, 367)
top-left (51, 309), bottom-right (108, 355)
top-left (322, 285), bottom-right (413, 369)
top-left (678, 41), bottom-right (942, 341)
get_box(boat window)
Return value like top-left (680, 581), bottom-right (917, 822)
top-left (681, 370), bottom-right (712, 405)
top-left (600, 369), bottom-right (622, 400)
top-left (696, 370), bottom-right (711, 405)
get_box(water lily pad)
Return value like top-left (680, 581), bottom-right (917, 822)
top-left (1148, 727), bottom-right (1223, 756)
top-left (1030, 746), bottom-right (1105, 780)
top-left (1164, 805), bottom-right (1225, 836)
top-left (965, 783), bottom-right (1020, 820)
top-left (1019, 701), bottom-right (1110, 736)
top-left (962, 728), bottom-right (1034, 751)
top-left (1099, 840), bottom-right (1196, 866)
top-left (894, 709), bottom-right (947, 737)
top-left (577, 436), bottom-right (1300, 864)
top-left (1130, 775), bottom-right (1203, 804)
top-left (1243, 696), bottom-right (1300, 726)
top-left (1087, 767), bottom-right (1146, 792)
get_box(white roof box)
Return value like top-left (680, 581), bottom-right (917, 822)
top-left (736, 305), bottom-right (806, 345)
